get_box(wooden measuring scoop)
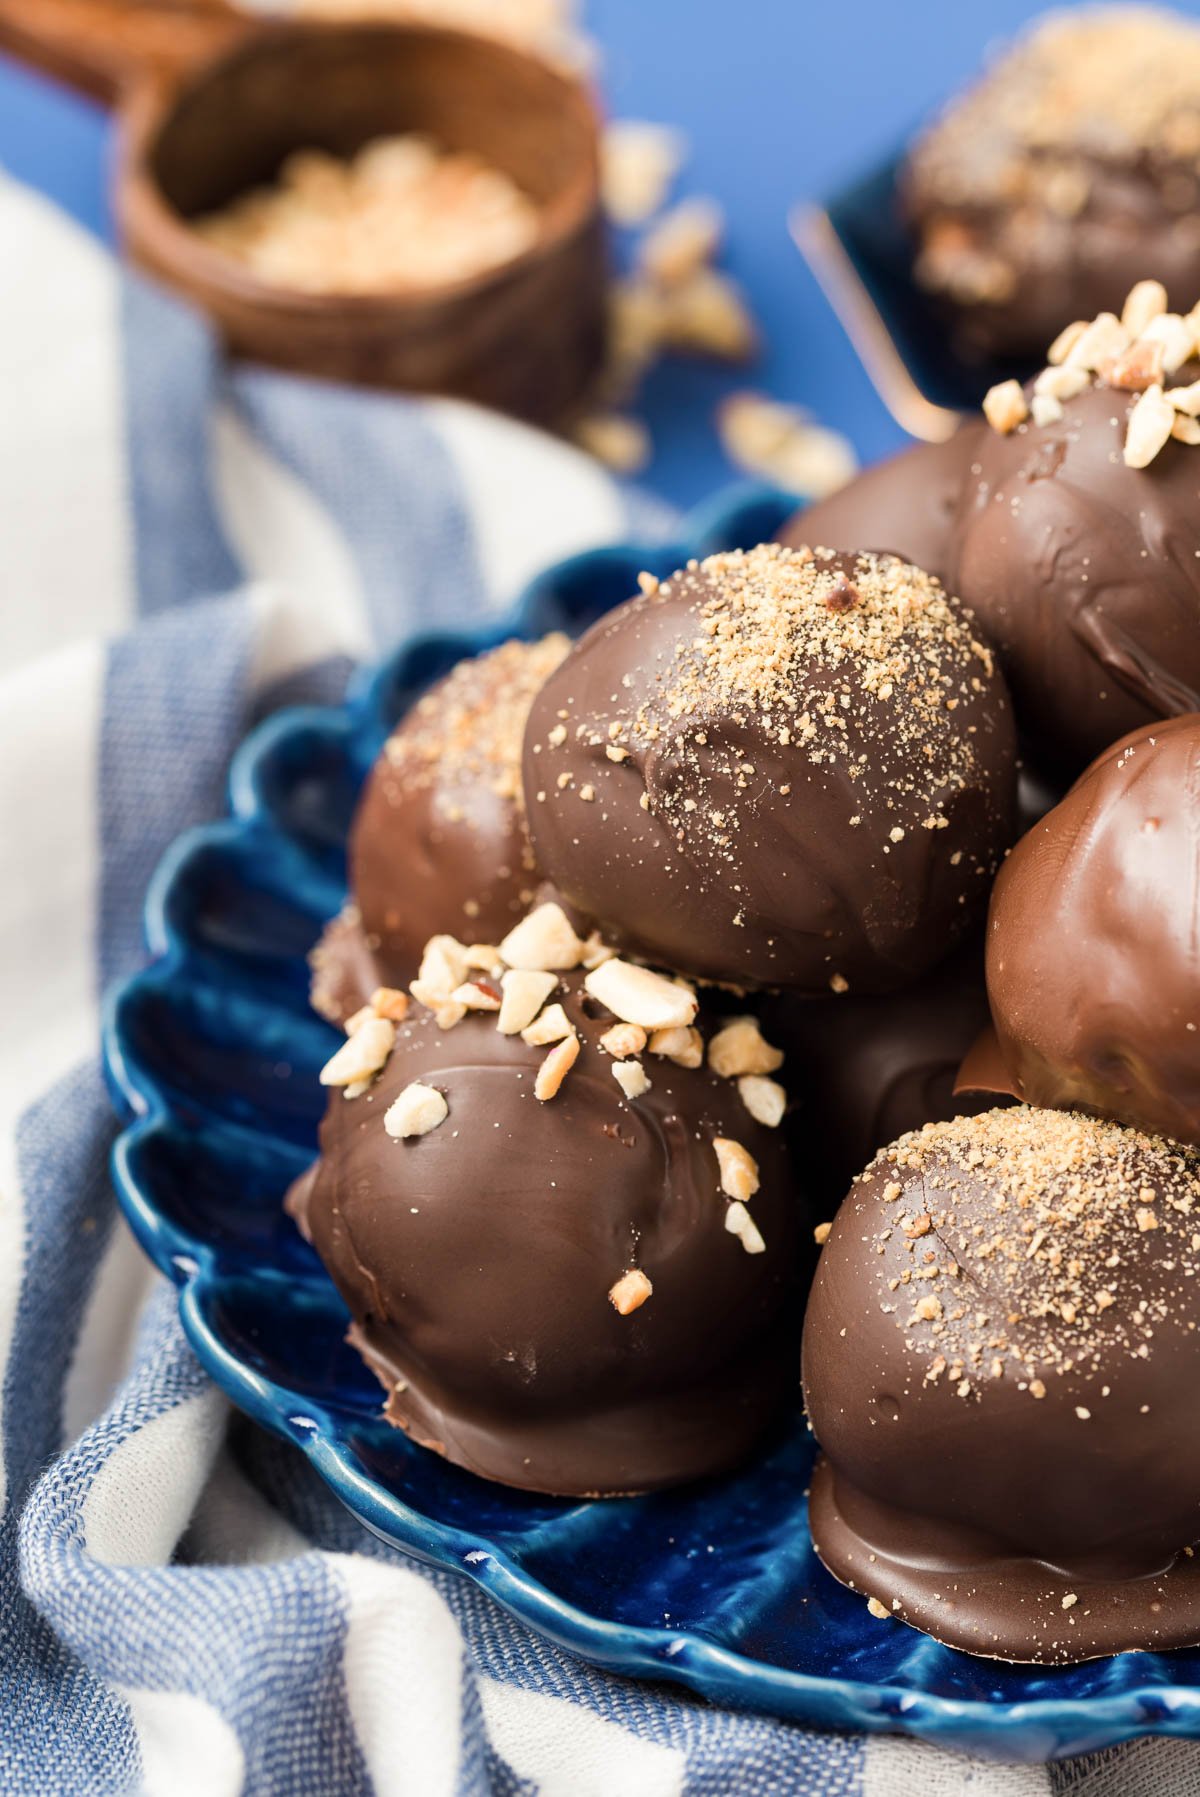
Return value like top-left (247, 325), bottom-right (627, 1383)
top-left (0, 1), bottom-right (606, 423)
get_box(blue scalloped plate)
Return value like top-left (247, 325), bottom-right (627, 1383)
top-left (103, 484), bottom-right (1200, 1763)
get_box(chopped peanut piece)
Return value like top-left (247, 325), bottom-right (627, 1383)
top-left (417, 934), bottom-right (469, 996)
top-left (410, 980), bottom-right (468, 1029)
top-left (713, 1136), bottom-right (760, 1202)
top-left (707, 1015), bottom-right (784, 1078)
top-left (866, 1596), bottom-right (890, 1621)
top-left (1124, 383), bottom-right (1176, 468)
top-left (1173, 413), bottom-right (1200, 444)
top-left (497, 969), bottom-right (558, 1036)
top-left (499, 903), bottom-right (586, 971)
top-left (343, 1005), bottom-right (375, 1036)
top-left (1046, 319), bottom-right (1087, 365)
top-left (1064, 311), bottom-right (1128, 372)
top-left (1033, 363), bottom-right (1088, 402)
top-left (612, 1059), bottom-right (651, 1099)
top-left (451, 980), bottom-right (502, 1012)
top-left (584, 958), bottom-right (698, 1030)
top-left (982, 379), bottom-right (1028, 433)
top-left (521, 1003), bottom-right (573, 1046)
top-left (639, 196), bottom-right (723, 287)
top-left (1121, 279), bottom-right (1168, 336)
top-left (1141, 311), bottom-right (1195, 374)
top-left (658, 268), bottom-right (757, 360)
top-left (1167, 378), bottom-right (1200, 415)
top-left (738, 1074), bottom-right (786, 1128)
top-left (534, 1030), bottom-right (580, 1100)
top-left (320, 1017), bottom-right (396, 1087)
top-left (573, 411), bottom-right (652, 474)
top-left (813, 1221), bottom-right (832, 1245)
top-left (600, 1022), bottom-right (648, 1058)
top-left (370, 986), bottom-right (409, 1022)
top-left (383, 1082), bottom-right (447, 1140)
top-left (608, 1267), bottom-right (654, 1314)
top-left (724, 1201), bottom-right (766, 1254)
top-left (648, 1025), bottom-right (703, 1067)
top-left (600, 120), bottom-right (684, 226)
top-left (463, 945), bottom-right (503, 974)
top-left (581, 931), bottom-right (616, 970)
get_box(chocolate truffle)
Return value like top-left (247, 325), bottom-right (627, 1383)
top-left (522, 544), bottom-right (1017, 994)
top-left (290, 904), bottom-right (800, 1494)
top-left (804, 1107), bottom-right (1200, 1663)
top-left (956, 299), bottom-right (1200, 778)
top-left (765, 941), bottom-right (996, 1210)
top-left (311, 634), bottom-right (568, 1023)
top-left (984, 715), bottom-right (1200, 1149)
top-left (906, 8), bottom-right (1200, 360)
top-left (777, 425), bottom-right (983, 591)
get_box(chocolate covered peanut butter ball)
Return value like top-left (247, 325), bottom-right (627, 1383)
top-left (804, 1107), bottom-right (1200, 1662)
top-left (985, 714), bottom-right (1200, 1149)
top-left (311, 634), bottom-right (568, 1023)
top-left (522, 544), bottom-right (1016, 994)
top-left (907, 7), bottom-right (1200, 360)
top-left (291, 903), bottom-right (801, 1495)
top-left (955, 294), bottom-right (1200, 777)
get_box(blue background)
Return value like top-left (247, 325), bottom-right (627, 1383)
top-left (1, 0), bottom-right (1185, 507)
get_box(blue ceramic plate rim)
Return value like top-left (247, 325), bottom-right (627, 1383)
top-left (101, 483), bottom-right (1200, 1761)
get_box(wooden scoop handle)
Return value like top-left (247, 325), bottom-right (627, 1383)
top-left (0, 0), bottom-right (246, 105)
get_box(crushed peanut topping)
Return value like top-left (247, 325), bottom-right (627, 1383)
top-left (862, 1107), bottom-right (1200, 1399)
top-left (378, 635), bottom-right (567, 839)
top-left (912, 10), bottom-right (1200, 319)
top-left (538, 544), bottom-right (1003, 900)
top-left (982, 280), bottom-right (1200, 468)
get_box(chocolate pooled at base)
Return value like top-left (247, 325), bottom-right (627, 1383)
top-left (803, 1107), bottom-right (1200, 1663)
top-left (522, 544), bottom-right (1016, 995)
top-left (290, 907), bottom-right (802, 1495)
top-left (983, 714), bottom-right (1200, 1151)
top-left (904, 8), bottom-right (1200, 361)
top-left (310, 634), bottom-right (568, 1024)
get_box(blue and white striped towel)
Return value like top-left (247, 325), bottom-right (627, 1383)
top-left (0, 168), bottom-right (1190, 1795)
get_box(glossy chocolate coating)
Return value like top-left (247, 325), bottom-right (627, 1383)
top-left (803, 1107), bottom-right (1200, 1662)
top-left (313, 635), bottom-right (569, 1022)
top-left (522, 546), bottom-right (1017, 994)
top-left (778, 426), bottom-right (983, 590)
top-left (904, 10), bottom-right (1200, 361)
top-left (765, 942), bottom-right (996, 1212)
top-left (290, 971), bottom-right (801, 1494)
top-left (948, 382), bottom-right (1200, 779)
top-left (986, 715), bottom-right (1200, 1147)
